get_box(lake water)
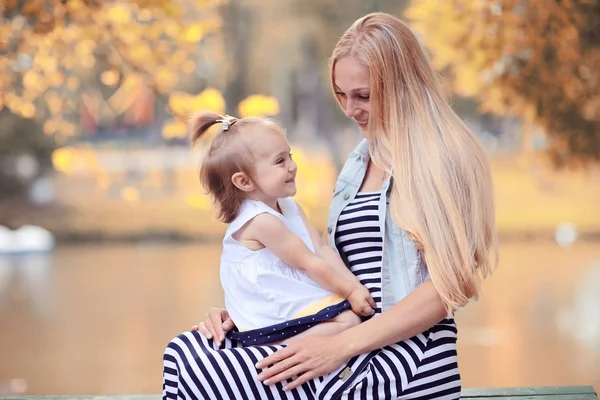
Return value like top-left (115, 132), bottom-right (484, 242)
top-left (0, 241), bottom-right (599, 395)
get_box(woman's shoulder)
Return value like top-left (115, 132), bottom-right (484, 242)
top-left (348, 138), bottom-right (370, 158)
top-left (333, 139), bottom-right (370, 188)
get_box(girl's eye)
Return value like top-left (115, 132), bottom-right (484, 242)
top-left (289, 153), bottom-right (293, 160)
top-left (276, 158), bottom-right (284, 164)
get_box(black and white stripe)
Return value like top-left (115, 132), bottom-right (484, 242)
top-left (163, 321), bottom-right (460, 399)
top-left (335, 192), bottom-right (383, 314)
top-left (162, 191), bottom-right (461, 399)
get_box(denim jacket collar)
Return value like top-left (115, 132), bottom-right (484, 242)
top-left (351, 138), bottom-right (370, 158)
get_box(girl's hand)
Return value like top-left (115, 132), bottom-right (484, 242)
top-left (348, 286), bottom-right (376, 317)
top-left (255, 335), bottom-right (350, 391)
top-left (191, 308), bottom-right (234, 347)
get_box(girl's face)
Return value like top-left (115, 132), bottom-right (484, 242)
top-left (248, 128), bottom-right (297, 205)
top-left (333, 57), bottom-right (372, 137)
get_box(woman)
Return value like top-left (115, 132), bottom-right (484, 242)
top-left (163, 12), bottom-right (497, 400)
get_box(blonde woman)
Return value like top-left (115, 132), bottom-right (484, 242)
top-left (163, 12), bottom-right (497, 399)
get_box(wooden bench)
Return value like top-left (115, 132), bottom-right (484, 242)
top-left (462, 386), bottom-right (598, 399)
top-left (0, 386), bottom-right (597, 399)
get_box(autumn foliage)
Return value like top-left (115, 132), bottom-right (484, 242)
top-left (408, 0), bottom-right (600, 168)
top-left (0, 0), bottom-right (223, 141)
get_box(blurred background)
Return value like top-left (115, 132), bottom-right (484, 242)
top-left (0, 0), bottom-right (599, 396)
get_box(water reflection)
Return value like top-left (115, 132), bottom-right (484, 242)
top-left (556, 261), bottom-right (600, 371)
top-left (0, 254), bottom-right (53, 318)
top-left (455, 242), bottom-right (600, 392)
top-left (0, 242), bottom-right (598, 395)
top-left (556, 262), bottom-right (600, 352)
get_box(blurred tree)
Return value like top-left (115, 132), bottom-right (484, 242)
top-left (0, 0), bottom-right (226, 206)
top-left (0, 109), bottom-right (54, 225)
top-left (220, 0), bottom-right (254, 114)
top-left (0, 0), bottom-right (222, 142)
top-left (0, 109), bottom-right (53, 199)
top-left (408, 0), bottom-right (600, 168)
top-left (291, 0), bottom-right (410, 168)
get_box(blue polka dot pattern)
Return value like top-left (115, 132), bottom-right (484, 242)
top-left (226, 300), bottom-right (351, 345)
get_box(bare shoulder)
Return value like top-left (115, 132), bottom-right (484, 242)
top-left (244, 212), bottom-right (287, 237)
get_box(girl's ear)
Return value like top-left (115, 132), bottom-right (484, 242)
top-left (231, 172), bottom-right (255, 192)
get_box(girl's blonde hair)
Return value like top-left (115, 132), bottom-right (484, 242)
top-left (189, 111), bottom-right (284, 223)
top-left (330, 13), bottom-right (498, 312)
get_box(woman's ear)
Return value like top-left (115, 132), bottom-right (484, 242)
top-left (231, 172), bottom-right (255, 192)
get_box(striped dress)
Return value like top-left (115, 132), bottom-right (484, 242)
top-left (163, 192), bottom-right (461, 399)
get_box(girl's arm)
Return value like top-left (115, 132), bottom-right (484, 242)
top-left (246, 213), bottom-right (363, 307)
top-left (296, 202), bottom-right (362, 287)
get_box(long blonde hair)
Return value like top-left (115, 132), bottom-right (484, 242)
top-left (330, 13), bottom-right (498, 312)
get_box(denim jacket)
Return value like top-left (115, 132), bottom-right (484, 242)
top-left (326, 139), bottom-right (430, 311)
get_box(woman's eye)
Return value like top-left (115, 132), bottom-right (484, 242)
top-left (335, 92), bottom-right (347, 98)
top-left (358, 95), bottom-right (370, 101)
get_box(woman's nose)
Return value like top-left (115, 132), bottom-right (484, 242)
top-left (344, 100), bottom-right (357, 118)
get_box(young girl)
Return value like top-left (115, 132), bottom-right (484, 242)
top-left (190, 111), bottom-right (375, 346)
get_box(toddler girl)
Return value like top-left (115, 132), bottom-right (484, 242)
top-left (190, 111), bottom-right (375, 346)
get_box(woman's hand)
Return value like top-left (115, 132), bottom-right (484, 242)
top-left (255, 335), bottom-right (350, 391)
top-left (191, 308), bottom-right (234, 347)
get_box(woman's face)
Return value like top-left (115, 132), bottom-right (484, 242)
top-left (333, 57), bottom-right (372, 137)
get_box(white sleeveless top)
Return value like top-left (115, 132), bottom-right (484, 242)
top-left (220, 198), bottom-right (336, 331)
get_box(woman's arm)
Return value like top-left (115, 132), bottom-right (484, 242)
top-left (338, 279), bottom-right (447, 356)
top-left (256, 279), bottom-right (447, 390)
